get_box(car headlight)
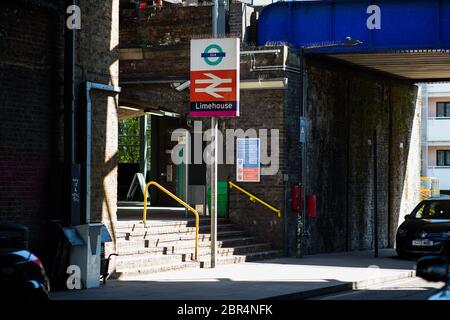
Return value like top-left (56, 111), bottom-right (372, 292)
top-left (397, 229), bottom-right (407, 237)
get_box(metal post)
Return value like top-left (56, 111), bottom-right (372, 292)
top-left (83, 83), bottom-right (93, 225)
top-left (65, 0), bottom-right (80, 226)
top-left (184, 129), bottom-right (190, 204)
top-left (210, 117), bottom-right (218, 268)
top-left (212, 0), bottom-right (219, 37)
top-left (139, 115), bottom-right (148, 181)
top-left (217, 0), bottom-right (226, 35)
top-left (210, 0), bottom-right (220, 269)
top-left (373, 130), bottom-right (379, 258)
top-left (283, 176), bottom-right (289, 256)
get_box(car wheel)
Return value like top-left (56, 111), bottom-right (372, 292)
top-left (26, 289), bottom-right (49, 301)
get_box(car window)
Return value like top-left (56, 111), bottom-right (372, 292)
top-left (416, 201), bottom-right (450, 219)
top-left (414, 202), bottom-right (426, 219)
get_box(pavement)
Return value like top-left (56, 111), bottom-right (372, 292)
top-left (51, 249), bottom-right (417, 300)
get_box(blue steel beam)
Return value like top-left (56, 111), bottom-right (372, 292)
top-left (258, 0), bottom-right (450, 53)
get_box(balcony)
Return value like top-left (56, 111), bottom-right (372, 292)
top-left (427, 167), bottom-right (450, 191)
top-left (428, 118), bottom-right (450, 145)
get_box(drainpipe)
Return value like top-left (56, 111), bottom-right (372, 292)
top-left (82, 82), bottom-right (121, 224)
top-left (64, 0), bottom-right (81, 226)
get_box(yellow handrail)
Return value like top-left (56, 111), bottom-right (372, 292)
top-left (228, 181), bottom-right (282, 218)
top-left (143, 181), bottom-right (199, 260)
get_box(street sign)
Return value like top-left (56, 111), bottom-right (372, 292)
top-left (300, 117), bottom-right (306, 143)
top-left (236, 138), bottom-right (260, 182)
top-left (190, 38), bottom-right (240, 117)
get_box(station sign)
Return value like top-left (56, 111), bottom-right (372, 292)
top-left (190, 38), bottom-right (240, 117)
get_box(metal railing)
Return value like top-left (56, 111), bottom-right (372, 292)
top-left (143, 181), bottom-right (199, 260)
top-left (228, 181), bottom-right (282, 218)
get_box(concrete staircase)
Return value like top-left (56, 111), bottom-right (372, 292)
top-left (111, 213), bottom-right (283, 278)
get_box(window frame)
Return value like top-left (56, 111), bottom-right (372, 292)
top-left (412, 200), bottom-right (450, 220)
top-left (436, 101), bottom-right (450, 118)
top-left (436, 150), bottom-right (450, 167)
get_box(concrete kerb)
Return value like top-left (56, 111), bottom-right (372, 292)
top-left (265, 270), bottom-right (416, 300)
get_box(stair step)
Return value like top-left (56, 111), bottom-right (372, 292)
top-left (111, 215), bottom-right (281, 276)
top-left (112, 261), bottom-right (201, 278)
top-left (116, 239), bottom-right (149, 250)
top-left (117, 229), bottom-right (247, 242)
top-left (116, 224), bottom-right (235, 238)
top-left (115, 253), bottom-right (184, 268)
top-left (116, 236), bottom-right (260, 254)
top-left (199, 250), bottom-right (284, 268)
top-left (176, 243), bottom-right (272, 259)
top-left (115, 218), bottom-right (228, 230)
top-left (112, 251), bottom-right (283, 278)
top-left (115, 246), bottom-right (168, 256)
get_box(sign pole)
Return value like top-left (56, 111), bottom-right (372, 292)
top-left (211, 116), bottom-right (218, 268)
top-left (210, 0), bottom-right (218, 269)
top-left (190, 37), bottom-right (239, 268)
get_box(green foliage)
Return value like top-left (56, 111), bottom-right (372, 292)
top-left (119, 118), bottom-right (140, 163)
top-left (118, 117), bottom-right (152, 166)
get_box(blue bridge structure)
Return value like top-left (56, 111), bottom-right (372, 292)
top-left (258, 0), bottom-right (450, 81)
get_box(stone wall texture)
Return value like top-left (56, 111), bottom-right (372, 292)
top-left (303, 57), bottom-right (421, 254)
top-left (0, 1), bottom-right (119, 256)
top-left (78, 0), bottom-right (120, 254)
top-left (120, 5), bottom-right (213, 49)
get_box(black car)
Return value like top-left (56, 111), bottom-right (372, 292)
top-left (396, 195), bottom-right (450, 258)
top-left (416, 255), bottom-right (450, 300)
top-left (0, 224), bottom-right (50, 300)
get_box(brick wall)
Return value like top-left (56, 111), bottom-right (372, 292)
top-left (225, 89), bottom-right (286, 250)
top-left (283, 66), bottom-right (302, 256)
top-left (76, 0), bottom-right (120, 255)
top-left (303, 57), bottom-right (421, 254)
top-left (120, 2), bottom-right (259, 49)
top-left (0, 2), bottom-right (64, 253)
top-left (120, 5), bottom-right (213, 48)
top-left (229, 2), bottom-right (257, 44)
top-left (0, 1), bottom-right (120, 256)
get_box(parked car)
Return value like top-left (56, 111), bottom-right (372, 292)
top-left (396, 195), bottom-right (450, 258)
top-left (416, 255), bottom-right (450, 300)
top-left (0, 224), bottom-right (50, 300)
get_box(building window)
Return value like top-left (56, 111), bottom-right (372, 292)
top-left (118, 116), bottom-right (152, 165)
top-left (436, 102), bottom-right (450, 118)
top-left (437, 150), bottom-right (450, 166)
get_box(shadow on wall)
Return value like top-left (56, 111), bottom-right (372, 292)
top-left (0, 2), bottom-right (64, 254)
top-left (304, 57), bottom-right (421, 255)
top-left (77, 0), bottom-right (120, 256)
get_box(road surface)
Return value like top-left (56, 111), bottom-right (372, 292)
top-left (311, 277), bottom-right (445, 300)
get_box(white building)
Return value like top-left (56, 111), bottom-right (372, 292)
top-left (421, 83), bottom-right (450, 193)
